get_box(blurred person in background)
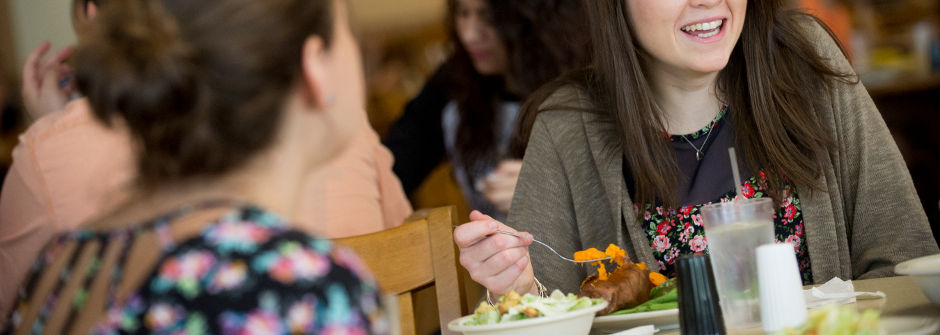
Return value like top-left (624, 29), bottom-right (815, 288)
top-left (384, 0), bottom-right (591, 221)
top-left (0, 0), bottom-right (410, 320)
top-left (19, 0), bottom-right (100, 121)
top-left (2, 0), bottom-right (389, 332)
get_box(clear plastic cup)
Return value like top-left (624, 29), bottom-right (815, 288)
top-left (701, 197), bottom-right (775, 329)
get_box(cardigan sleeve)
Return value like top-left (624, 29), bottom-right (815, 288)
top-left (507, 112), bottom-right (587, 295)
top-left (809, 20), bottom-right (939, 279)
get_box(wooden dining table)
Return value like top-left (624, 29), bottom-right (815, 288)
top-left (601, 275), bottom-right (939, 335)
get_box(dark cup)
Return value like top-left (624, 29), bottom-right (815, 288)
top-left (677, 254), bottom-right (726, 335)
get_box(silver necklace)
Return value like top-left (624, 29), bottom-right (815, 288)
top-left (679, 105), bottom-right (725, 161)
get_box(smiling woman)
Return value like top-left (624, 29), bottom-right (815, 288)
top-left (455, 0), bottom-right (938, 303)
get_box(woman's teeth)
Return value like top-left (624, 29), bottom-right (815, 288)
top-left (681, 19), bottom-right (724, 38)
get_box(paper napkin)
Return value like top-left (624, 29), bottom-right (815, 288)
top-left (802, 277), bottom-right (886, 309)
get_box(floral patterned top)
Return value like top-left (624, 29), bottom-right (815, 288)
top-left (634, 109), bottom-right (813, 285)
top-left (5, 204), bottom-right (389, 335)
top-left (639, 173), bottom-right (813, 285)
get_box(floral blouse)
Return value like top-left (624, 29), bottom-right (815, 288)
top-left (636, 108), bottom-right (813, 285)
top-left (5, 204), bottom-right (388, 335)
top-left (639, 173), bottom-right (813, 285)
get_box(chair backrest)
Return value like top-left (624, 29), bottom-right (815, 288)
top-left (335, 206), bottom-right (466, 335)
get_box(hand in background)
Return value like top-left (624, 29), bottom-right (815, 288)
top-left (22, 42), bottom-right (76, 121)
top-left (453, 210), bottom-right (536, 296)
top-left (478, 160), bottom-right (522, 213)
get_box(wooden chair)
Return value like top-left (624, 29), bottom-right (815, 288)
top-left (336, 206), bottom-right (473, 335)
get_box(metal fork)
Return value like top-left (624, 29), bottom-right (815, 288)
top-left (453, 225), bottom-right (611, 263)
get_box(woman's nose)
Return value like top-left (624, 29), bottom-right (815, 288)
top-left (689, 0), bottom-right (722, 9)
top-left (462, 18), bottom-right (486, 44)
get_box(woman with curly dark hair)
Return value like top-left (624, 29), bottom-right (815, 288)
top-left (384, 0), bottom-right (590, 221)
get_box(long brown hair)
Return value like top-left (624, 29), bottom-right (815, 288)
top-left (516, 0), bottom-right (855, 209)
top-left (446, 0), bottom-right (590, 175)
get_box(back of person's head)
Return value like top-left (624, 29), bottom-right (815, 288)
top-left (75, 0), bottom-right (336, 188)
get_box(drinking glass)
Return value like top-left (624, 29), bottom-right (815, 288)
top-left (701, 198), bottom-right (774, 329)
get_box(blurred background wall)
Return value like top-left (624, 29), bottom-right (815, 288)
top-left (0, 0), bottom-right (16, 79)
top-left (832, 0), bottom-right (940, 245)
top-left (7, 0), bottom-right (78, 72)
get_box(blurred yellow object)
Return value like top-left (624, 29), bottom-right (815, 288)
top-left (870, 47), bottom-right (916, 70)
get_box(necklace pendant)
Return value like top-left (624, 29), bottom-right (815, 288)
top-left (696, 151), bottom-right (702, 161)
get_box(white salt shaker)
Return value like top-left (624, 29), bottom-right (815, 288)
top-left (757, 243), bottom-right (808, 332)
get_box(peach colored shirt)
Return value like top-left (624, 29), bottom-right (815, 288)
top-left (0, 99), bottom-right (411, 324)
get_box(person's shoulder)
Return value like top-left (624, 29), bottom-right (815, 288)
top-left (195, 207), bottom-right (377, 285)
top-left (15, 98), bottom-right (129, 157)
top-left (133, 210), bottom-right (386, 334)
top-left (7, 97), bottom-right (127, 192)
top-left (792, 14), bottom-right (852, 70)
top-left (149, 207), bottom-right (380, 295)
top-left (793, 14), bottom-right (832, 42)
top-left (533, 84), bottom-right (609, 131)
top-left (539, 84), bottom-right (595, 111)
top-left (20, 99), bottom-right (97, 141)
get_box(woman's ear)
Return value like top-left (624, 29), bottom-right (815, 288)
top-left (301, 36), bottom-right (329, 110)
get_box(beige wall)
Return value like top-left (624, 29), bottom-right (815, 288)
top-left (349, 0), bottom-right (445, 34)
top-left (8, 0), bottom-right (77, 71)
top-left (1, 0), bottom-right (443, 75)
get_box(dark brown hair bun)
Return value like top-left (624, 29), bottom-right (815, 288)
top-left (76, 0), bottom-right (334, 188)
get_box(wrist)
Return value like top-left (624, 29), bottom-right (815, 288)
top-left (511, 265), bottom-right (539, 296)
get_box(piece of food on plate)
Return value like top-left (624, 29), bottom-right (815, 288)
top-left (609, 277), bottom-right (678, 315)
top-left (574, 244), bottom-right (671, 315)
top-left (464, 290), bottom-right (605, 325)
top-left (774, 305), bottom-right (879, 335)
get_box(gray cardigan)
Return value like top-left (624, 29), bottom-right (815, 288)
top-left (507, 21), bottom-right (939, 295)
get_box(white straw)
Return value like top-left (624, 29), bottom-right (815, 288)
top-left (729, 147), bottom-right (744, 201)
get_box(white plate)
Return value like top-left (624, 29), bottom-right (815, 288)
top-left (591, 308), bottom-right (679, 333)
top-left (895, 254), bottom-right (940, 276)
top-left (895, 253), bottom-right (940, 306)
top-left (448, 300), bottom-right (609, 335)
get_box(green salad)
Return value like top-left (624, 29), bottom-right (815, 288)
top-left (465, 290), bottom-right (604, 325)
